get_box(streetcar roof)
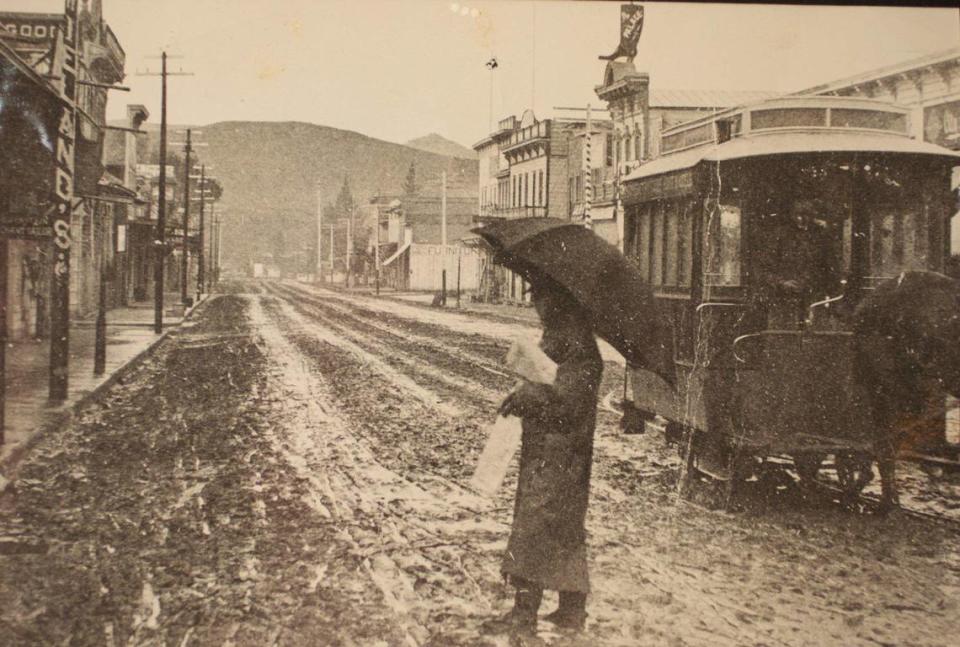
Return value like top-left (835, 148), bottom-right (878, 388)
top-left (623, 132), bottom-right (960, 183)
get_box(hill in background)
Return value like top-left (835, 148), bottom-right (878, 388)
top-left (405, 133), bottom-right (477, 160)
top-left (134, 121), bottom-right (478, 271)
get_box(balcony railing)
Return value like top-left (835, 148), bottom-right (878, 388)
top-left (506, 121), bottom-right (550, 148)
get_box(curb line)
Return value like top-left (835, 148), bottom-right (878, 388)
top-left (0, 294), bottom-right (214, 484)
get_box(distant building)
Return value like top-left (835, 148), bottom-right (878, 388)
top-left (366, 189), bottom-right (481, 293)
top-left (594, 58), bottom-right (776, 248)
top-left (472, 110), bottom-right (611, 302)
top-left (799, 47), bottom-right (960, 150)
top-left (103, 105), bottom-right (153, 303)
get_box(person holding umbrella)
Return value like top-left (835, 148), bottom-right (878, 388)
top-left (473, 218), bottom-right (675, 636)
top-left (482, 270), bottom-right (603, 634)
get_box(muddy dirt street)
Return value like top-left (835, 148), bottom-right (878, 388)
top-left (1, 283), bottom-right (958, 647)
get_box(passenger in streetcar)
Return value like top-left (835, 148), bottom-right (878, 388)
top-left (753, 198), bottom-right (843, 327)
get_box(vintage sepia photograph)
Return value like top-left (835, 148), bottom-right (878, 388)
top-left (0, 1), bottom-right (959, 645)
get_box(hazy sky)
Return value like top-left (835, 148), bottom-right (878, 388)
top-left (3, 1), bottom-right (958, 147)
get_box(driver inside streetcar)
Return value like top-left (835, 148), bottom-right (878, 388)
top-left (754, 198), bottom-right (844, 328)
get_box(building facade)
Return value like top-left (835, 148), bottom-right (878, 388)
top-left (472, 109), bottom-right (614, 302)
top-left (798, 47), bottom-right (960, 251)
top-left (594, 59), bottom-right (776, 250)
top-left (0, 1), bottom-right (126, 339)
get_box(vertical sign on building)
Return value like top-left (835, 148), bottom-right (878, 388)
top-left (49, 0), bottom-right (80, 401)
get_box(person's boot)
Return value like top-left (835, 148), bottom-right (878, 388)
top-left (481, 580), bottom-right (542, 635)
top-left (543, 591), bottom-right (587, 631)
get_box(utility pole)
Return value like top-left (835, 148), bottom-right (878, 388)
top-left (196, 165), bottom-right (205, 301)
top-left (441, 171), bottom-right (448, 305)
top-left (137, 53), bottom-right (193, 333)
top-left (94, 255), bottom-right (107, 375)
top-left (329, 225), bottom-right (334, 284)
top-left (171, 135), bottom-right (207, 303)
top-left (375, 205), bottom-right (381, 295)
top-left (155, 52), bottom-right (168, 331)
top-left (208, 199), bottom-right (216, 290)
top-left (180, 129), bottom-right (192, 304)
top-left (0, 240), bottom-right (7, 440)
top-left (215, 212), bottom-right (222, 286)
top-left (441, 170), bottom-right (448, 247)
top-left (346, 209), bottom-right (354, 288)
top-left (316, 181), bottom-right (323, 283)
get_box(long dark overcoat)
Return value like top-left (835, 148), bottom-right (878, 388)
top-left (501, 321), bottom-right (604, 593)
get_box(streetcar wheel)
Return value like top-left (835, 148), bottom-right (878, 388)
top-left (794, 453), bottom-right (825, 484)
top-left (834, 452), bottom-right (874, 503)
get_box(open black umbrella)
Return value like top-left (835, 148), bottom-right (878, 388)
top-left (473, 218), bottom-right (675, 386)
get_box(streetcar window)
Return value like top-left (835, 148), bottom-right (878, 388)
top-left (678, 202), bottom-right (693, 287)
top-left (652, 203), bottom-right (665, 286)
top-left (642, 206), bottom-right (652, 282)
top-left (870, 207), bottom-right (929, 278)
top-left (751, 108), bottom-right (827, 130)
top-left (664, 201), bottom-right (679, 286)
top-left (704, 203), bottom-right (742, 286)
top-left (830, 109), bottom-right (907, 133)
top-left (870, 210), bottom-right (896, 278)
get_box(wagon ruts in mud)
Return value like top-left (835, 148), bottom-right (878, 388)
top-left (617, 96), bottom-right (960, 512)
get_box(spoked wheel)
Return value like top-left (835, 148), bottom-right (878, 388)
top-left (834, 452), bottom-right (874, 503)
top-left (793, 452), bottom-right (826, 484)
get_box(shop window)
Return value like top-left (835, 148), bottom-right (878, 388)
top-left (704, 203), bottom-right (742, 286)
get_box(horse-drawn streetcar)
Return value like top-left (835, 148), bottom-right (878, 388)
top-left (619, 96), bottom-right (960, 506)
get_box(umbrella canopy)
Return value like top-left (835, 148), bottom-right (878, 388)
top-left (473, 218), bottom-right (675, 386)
